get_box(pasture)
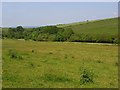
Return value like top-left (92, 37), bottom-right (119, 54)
top-left (57, 18), bottom-right (118, 36)
top-left (2, 39), bottom-right (118, 88)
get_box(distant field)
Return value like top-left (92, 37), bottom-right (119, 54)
top-left (57, 18), bottom-right (118, 36)
top-left (2, 39), bottom-right (118, 88)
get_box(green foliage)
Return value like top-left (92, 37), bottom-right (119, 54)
top-left (6, 26), bottom-right (24, 39)
top-left (8, 49), bottom-right (18, 59)
top-left (8, 49), bottom-right (23, 59)
top-left (62, 28), bottom-right (74, 41)
top-left (115, 62), bottom-right (118, 66)
top-left (36, 34), bottom-right (48, 41)
top-left (48, 34), bottom-right (56, 41)
top-left (22, 28), bottom-right (33, 40)
top-left (40, 26), bottom-right (58, 34)
top-left (2, 18), bottom-right (119, 44)
top-left (2, 30), bottom-right (8, 38)
top-left (49, 52), bottom-right (53, 54)
top-left (31, 50), bottom-right (34, 53)
top-left (69, 34), bottom-right (80, 42)
top-left (55, 34), bottom-right (64, 41)
top-left (57, 18), bottom-right (118, 44)
top-left (96, 60), bottom-right (103, 63)
top-left (79, 34), bottom-right (93, 42)
top-left (80, 67), bottom-right (94, 84)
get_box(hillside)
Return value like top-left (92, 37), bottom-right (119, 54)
top-left (57, 17), bottom-right (118, 36)
top-left (2, 17), bottom-right (119, 43)
top-left (2, 17), bottom-right (118, 36)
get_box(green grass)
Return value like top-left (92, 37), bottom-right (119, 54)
top-left (57, 17), bottom-right (118, 36)
top-left (2, 39), bottom-right (118, 88)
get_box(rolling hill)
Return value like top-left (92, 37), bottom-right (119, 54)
top-left (2, 17), bottom-right (119, 43)
top-left (57, 17), bottom-right (118, 36)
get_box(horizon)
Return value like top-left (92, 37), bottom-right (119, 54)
top-left (2, 2), bottom-right (118, 27)
top-left (1, 17), bottom-right (118, 28)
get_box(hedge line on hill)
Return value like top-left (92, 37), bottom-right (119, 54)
top-left (2, 26), bottom-right (119, 44)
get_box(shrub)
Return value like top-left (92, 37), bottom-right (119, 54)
top-left (69, 34), bottom-right (80, 42)
top-left (32, 50), bottom-right (34, 53)
top-left (8, 49), bottom-right (23, 59)
top-left (96, 60), bottom-right (103, 63)
top-left (80, 67), bottom-right (94, 84)
top-left (8, 49), bottom-right (18, 59)
top-left (115, 62), bottom-right (118, 66)
top-left (71, 56), bottom-right (75, 58)
top-left (49, 52), bottom-right (53, 54)
top-left (48, 34), bottom-right (57, 41)
top-left (113, 38), bottom-right (119, 44)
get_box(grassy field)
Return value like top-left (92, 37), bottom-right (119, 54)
top-left (57, 18), bottom-right (118, 36)
top-left (2, 39), bottom-right (118, 88)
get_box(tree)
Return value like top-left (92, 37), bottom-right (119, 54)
top-left (15, 26), bottom-right (24, 39)
top-left (7, 28), bottom-right (16, 38)
top-left (40, 26), bottom-right (59, 34)
top-left (48, 34), bottom-right (56, 41)
top-left (23, 29), bottom-right (33, 40)
top-left (62, 28), bottom-right (74, 41)
top-left (55, 34), bottom-right (64, 41)
top-left (7, 26), bottom-right (24, 39)
top-left (16, 26), bottom-right (24, 32)
top-left (69, 34), bottom-right (80, 42)
top-left (36, 34), bottom-right (49, 41)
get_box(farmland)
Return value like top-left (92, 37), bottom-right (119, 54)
top-left (2, 39), bottom-right (118, 88)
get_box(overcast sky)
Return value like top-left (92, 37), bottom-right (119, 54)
top-left (2, 2), bottom-right (118, 27)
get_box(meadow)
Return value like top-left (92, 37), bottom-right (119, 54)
top-left (57, 18), bottom-right (118, 36)
top-left (2, 39), bottom-right (118, 88)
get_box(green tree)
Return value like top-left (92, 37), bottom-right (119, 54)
top-left (7, 28), bottom-right (16, 38)
top-left (69, 34), bottom-right (80, 42)
top-left (62, 28), bottom-right (74, 41)
top-left (40, 26), bottom-right (59, 34)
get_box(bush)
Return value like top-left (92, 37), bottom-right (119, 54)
top-left (49, 52), bottom-right (53, 54)
top-left (69, 34), bottom-right (80, 42)
top-left (8, 49), bottom-right (17, 58)
top-left (113, 38), bottom-right (119, 44)
top-left (115, 62), bottom-right (118, 66)
top-left (8, 49), bottom-right (23, 59)
top-left (80, 67), bottom-right (94, 84)
top-left (31, 50), bottom-right (34, 53)
top-left (96, 60), bottom-right (103, 63)
top-left (3, 25), bottom-right (118, 44)
top-left (48, 34), bottom-right (57, 41)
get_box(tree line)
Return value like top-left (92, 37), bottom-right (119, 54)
top-left (2, 26), bottom-right (119, 43)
